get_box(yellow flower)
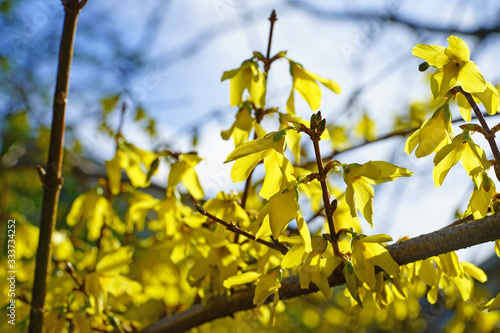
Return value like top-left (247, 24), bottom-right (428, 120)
top-left (405, 105), bottom-right (454, 158)
top-left (412, 35), bottom-right (486, 98)
top-left (464, 171), bottom-right (496, 219)
top-left (351, 235), bottom-right (399, 289)
top-left (225, 133), bottom-right (295, 199)
top-left (343, 161), bottom-right (413, 226)
top-left (286, 61), bottom-right (341, 114)
top-left (221, 60), bottom-right (267, 108)
top-left (432, 131), bottom-right (491, 187)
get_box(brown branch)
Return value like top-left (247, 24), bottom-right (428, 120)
top-left (451, 86), bottom-right (500, 181)
top-left (306, 112), bottom-right (340, 256)
top-left (195, 205), bottom-right (289, 255)
top-left (143, 213), bottom-right (500, 333)
top-left (263, 10), bottom-right (277, 72)
top-left (29, 1), bottom-right (86, 332)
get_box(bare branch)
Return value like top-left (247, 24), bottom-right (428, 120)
top-left (29, 1), bottom-right (84, 332)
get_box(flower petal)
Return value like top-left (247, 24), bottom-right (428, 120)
top-left (457, 93), bottom-right (472, 122)
top-left (447, 35), bottom-right (470, 61)
top-left (412, 44), bottom-right (448, 67)
top-left (458, 61), bottom-right (486, 94)
top-left (474, 82), bottom-right (499, 115)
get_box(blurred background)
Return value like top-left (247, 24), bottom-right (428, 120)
top-left (2, 0), bottom-right (500, 284)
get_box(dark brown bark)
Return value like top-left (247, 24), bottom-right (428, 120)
top-left (28, 1), bottom-right (86, 332)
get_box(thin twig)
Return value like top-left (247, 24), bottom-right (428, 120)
top-left (311, 138), bottom-right (340, 256)
top-left (116, 102), bottom-right (127, 137)
top-left (195, 205), bottom-right (289, 255)
top-left (264, 10), bottom-right (277, 72)
top-left (305, 112), bottom-right (340, 256)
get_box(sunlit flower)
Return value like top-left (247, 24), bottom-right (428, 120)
top-left (221, 60), bottom-right (267, 108)
top-left (343, 161), bottom-right (413, 225)
top-left (405, 105), bottom-right (453, 158)
top-left (413, 35), bottom-right (486, 98)
top-left (286, 61), bottom-right (341, 114)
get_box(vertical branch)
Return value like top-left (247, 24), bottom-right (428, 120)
top-left (264, 9), bottom-right (277, 72)
top-left (29, 1), bottom-right (86, 332)
top-left (307, 112), bottom-right (340, 256)
top-left (311, 138), bottom-right (340, 256)
top-left (237, 10), bottom-right (278, 241)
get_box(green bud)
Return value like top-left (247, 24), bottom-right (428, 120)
top-left (253, 51), bottom-right (265, 60)
top-left (418, 61), bottom-right (430, 72)
top-left (310, 113), bottom-right (318, 128)
top-left (276, 51), bottom-right (287, 58)
top-left (297, 174), bottom-right (308, 183)
top-left (330, 199), bottom-right (338, 213)
top-left (146, 158), bottom-right (160, 182)
top-left (344, 260), bottom-right (354, 274)
top-left (482, 173), bottom-right (491, 192)
top-left (492, 199), bottom-right (500, 213)
top-left (461, 130), bottom-right (471, 142)
top-left (317, 118), bottom-right (326, 134)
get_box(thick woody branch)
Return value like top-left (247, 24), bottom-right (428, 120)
top-left (29, 1), bottom-right (86, 332)
top-left (142, 213), bottom-right (500, 333)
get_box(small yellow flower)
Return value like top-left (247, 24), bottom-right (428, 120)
top-left (221, 60), bottom-right (267, 108)
top-left (413, 35), bottom-right (486, 98)
top-left (405, 105), bottom-right (454, 158)
top-left (432, 131), bottom-right (491, 187)
top-left (286, 61), bottom-right (341, 114)
top-left (464, 171), bottom-right (496, 219)
top-left (343, 161), bottom-right (413, 225)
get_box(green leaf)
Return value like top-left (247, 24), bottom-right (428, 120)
top-left (101, 94), bottom-right (121, 115)
top-left (135, 106), bottom-right (146, 121)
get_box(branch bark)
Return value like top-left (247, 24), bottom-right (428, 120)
top-left (143, 213), bottom-right (500, 333)
top-left (29, 1), bottom-right (86, 332)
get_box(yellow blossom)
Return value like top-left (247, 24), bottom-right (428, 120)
top-left (343, 161), bottom-right (413, 225)
top-left (432, 131), bottom-right (491, 187)
top-left (405, 105), bottom-right (454, 158)
top-left (286, 61), bottom-right (341, 114)
top-left (412, 35), bottom-right (486, 98)
top-left (221, 60), bottom-right (267, 108)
